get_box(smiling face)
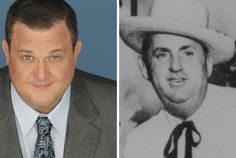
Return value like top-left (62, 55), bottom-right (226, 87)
top-left (139, 34), bottom-right (213, 119)
top-left (2, 21), bottom-right (81, 113)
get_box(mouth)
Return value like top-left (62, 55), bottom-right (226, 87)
top-left (31, 82), bottom-right (54, 88)
top-left (167, 77), bottom-right (187, 87)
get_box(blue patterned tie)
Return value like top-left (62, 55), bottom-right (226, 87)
top-left (34, 117), bottom-right (55, 158)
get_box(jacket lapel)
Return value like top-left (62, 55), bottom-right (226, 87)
top-left (0, 67), bottom-right (23, 158)
top-left (63, 71), bottom-right (101, 158)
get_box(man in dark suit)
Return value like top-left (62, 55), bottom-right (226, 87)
top-left (0, 0), bottom-right (116, 158)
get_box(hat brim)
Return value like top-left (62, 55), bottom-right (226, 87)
top-left (120, 16), bottom-right (234, 64)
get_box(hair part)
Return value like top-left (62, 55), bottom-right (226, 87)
top-left (6, 0), bottom-right (78, 48)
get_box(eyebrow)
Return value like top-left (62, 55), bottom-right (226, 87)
top-left (50, 49), bottom-right (65, 54)
top-left (17, 49), bottom-right (33, 54)
top-left (17, 48), bottom-right (65, 54)
top-left (152, 47), bottom-right (170, 55)
top-left (179, 45), bottom-right (194, 51)
top-left (152, 45), bottom-right (195, 56)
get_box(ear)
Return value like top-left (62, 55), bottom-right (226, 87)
top-left (138, 55), bottom-right (149, 80)
top-left (2, 40), bottom-right (10, 65)
top-left (73, 40), bottom-right (82, 65)
top-left (206, 54), bottom-right (213, 77)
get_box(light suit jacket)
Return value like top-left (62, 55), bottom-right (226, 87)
top-left (0, 66), bottom-right (116, 158)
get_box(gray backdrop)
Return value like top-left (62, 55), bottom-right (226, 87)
top-left (0, 0), bottom-right (116, 80)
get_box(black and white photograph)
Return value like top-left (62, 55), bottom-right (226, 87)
top-left (120, 0), bottom-right (236, 157)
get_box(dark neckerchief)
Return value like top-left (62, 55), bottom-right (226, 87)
top-left (164, 120), bottom-right (201, 158)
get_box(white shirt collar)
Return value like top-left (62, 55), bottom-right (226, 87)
top-left (11, 83), bottom-right (71, 137)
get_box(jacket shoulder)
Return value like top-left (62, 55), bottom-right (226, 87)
top-left (75, 69), bottom-right (116, 87)
top-left (0, 67), bottom-right (10, 99)
top-left (0, 66), bottom-right (9, 84)
top-left (74, 69), bottom-right (116, 96)
top-left (73, 68), bottom-right (116, 109)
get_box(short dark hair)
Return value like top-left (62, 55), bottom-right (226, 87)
top-left (5, 0), bottom-right (78, 48)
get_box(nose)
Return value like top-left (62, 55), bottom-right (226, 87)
top-left (34, 60), bottom-right (49, 80)
top-left (169, 55), bottom-right (183, 72)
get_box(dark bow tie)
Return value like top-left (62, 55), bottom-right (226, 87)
top-left (164, 121), bottom-right (201, 158)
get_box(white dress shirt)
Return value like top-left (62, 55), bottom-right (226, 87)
top-left (11, 83), bottom-right (71, 158)
top-left (124, 84), bottom-right (236, 158)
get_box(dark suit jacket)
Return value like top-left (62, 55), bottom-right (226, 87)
top-left (0, 66), bottom-right (116, 158)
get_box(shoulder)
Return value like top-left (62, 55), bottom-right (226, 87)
top-left (207, 83), bottom-right (236, 99)
top-left (126, 110), bottom-right (167, 141)
top-left (72, 68), bottom-right (116, 113)
top-left (0, 66), bottom-right (9, 83)
top-left (73, 69), bottom-right (116, 101)
top-left (124, 111), bottom-right (169, 158)
top-left (74, 69), bottom-right (116, 91)
top-left (0, 66), bottom-right (8, 74)
top-left (0, 67), bottom-right (11, 118)
top-left (0, 66), bottom-right (10, 97)
top-left (205, 83), bottom-right (236, 121)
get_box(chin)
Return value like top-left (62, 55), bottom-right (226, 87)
top-left (171, 96), bottom-right (189, 103)
top-left (27, 97), bottom-right (57, 110)
top-left (169, 110), bottom-right (190, 120)
top-left (31, 102), bottom-right (55, 113)
top-left (164, 92), bottom-right (189, 104)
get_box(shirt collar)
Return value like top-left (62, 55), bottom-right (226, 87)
top-left (11, 83), bottom-right (71, 137)
top-left (47, 85), bottom-right (71, 136)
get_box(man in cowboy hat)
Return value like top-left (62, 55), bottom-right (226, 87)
top-left (120, 0), bottom-right (236, 157)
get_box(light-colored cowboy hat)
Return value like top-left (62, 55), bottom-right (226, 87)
top-left (120, 0), bottom-right (235, 64)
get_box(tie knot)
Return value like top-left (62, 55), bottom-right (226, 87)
top-left (36, 117), bottom-right (52, 134)
top-left (176, 121), bottom-right (194, 131)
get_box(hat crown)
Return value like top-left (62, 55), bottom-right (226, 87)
top-left (151, 0), bottom-right (208, 28)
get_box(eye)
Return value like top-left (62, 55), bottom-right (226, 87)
top-left (152, 48), bottom-right (170, 62)
top-left (49, 56), bottom-right (61, 61)
top-left (23, 55), bottom-right (34, 61)
top-left (184, 51), bottom-right (194, 56)
top-left (156, 53), bottom-right (167, 59)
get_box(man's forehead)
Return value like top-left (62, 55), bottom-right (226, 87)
top-left (150, 33), bottom-right (204, 50)
top-left (9, 21), bottom-right (73, 52)
top-left (11, 20), bottom-right (69, 34)
top-left (11, 21), bottom-right (71, 42)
